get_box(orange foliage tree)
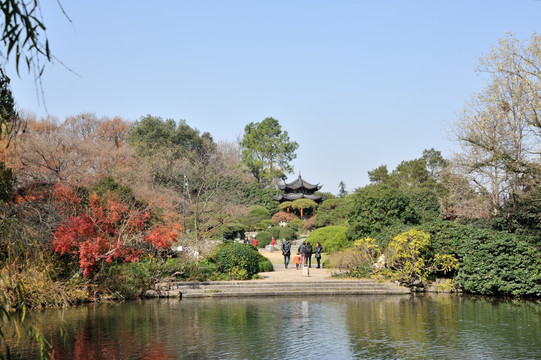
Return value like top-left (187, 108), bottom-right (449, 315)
top-left (11, 113), bottom-right (133, 187)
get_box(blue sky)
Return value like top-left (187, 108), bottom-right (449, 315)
top-left (8, 1), bottom-right (541, 195)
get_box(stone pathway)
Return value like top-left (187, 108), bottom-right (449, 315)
top-left (257, 248), bottom-right (332, 282)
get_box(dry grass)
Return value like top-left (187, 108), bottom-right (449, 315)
top-left (0, 261), bottom-right (87, 311)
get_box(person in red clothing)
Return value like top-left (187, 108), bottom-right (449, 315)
top-left (270, 237), bottom-right (275, 251)
top-left (253, 237), bottom-right (258, 247)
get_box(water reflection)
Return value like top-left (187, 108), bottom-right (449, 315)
top-left (2, 294), bottom-right (540, 359)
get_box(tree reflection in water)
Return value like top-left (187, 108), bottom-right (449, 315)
top-left (2, 295), bottom-right (540, 359)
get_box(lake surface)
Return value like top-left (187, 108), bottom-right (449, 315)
top-left (3, 294), bottom-right (540, 359)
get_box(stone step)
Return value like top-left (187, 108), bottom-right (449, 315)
top-left (165, 282), bottom-right (403, 292)
top-left (165, 279), bottom-right (396, 288)
top-left (181, 289), bottom-right (410, 298)
top-left (150, 280), bottom-right (411, 298)
top-left (175, 285), bottom-right (407, 294)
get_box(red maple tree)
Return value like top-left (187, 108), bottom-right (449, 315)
top-left (52, 184), bottom-right (182, 277)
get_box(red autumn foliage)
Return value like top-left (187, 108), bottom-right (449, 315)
top-left (54, 215), bottom-right (96, 256)
top-left (144, 224), bottom-right (182, 249)
top-left (52, 185), bottom-right (182, 277)
top-left (53, 182), bottom-right (84, 216)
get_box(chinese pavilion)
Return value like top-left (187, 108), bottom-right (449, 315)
top-left (273, 174), bottom-right (323, 204)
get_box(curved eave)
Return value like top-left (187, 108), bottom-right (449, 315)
top-left (278, 175), bottom-right (322, 191)
top-left (303, 194), bottom-right (323, 201)
top-left (273, 194), bottom-right (323, 202)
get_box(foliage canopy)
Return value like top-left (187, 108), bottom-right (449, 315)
top-left (240, 117), bottom-right (298, 184)
top-left (346, 184), bottom-right (420, 240)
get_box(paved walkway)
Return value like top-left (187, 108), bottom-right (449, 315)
top-left (258, 248), bottom-right (334, 282)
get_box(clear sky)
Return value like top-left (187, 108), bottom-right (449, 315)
top-left (7, 1), bottom-right (541, 195)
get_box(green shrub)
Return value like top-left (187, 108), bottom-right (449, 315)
top-left (243, 182), bottom-right (280, 214)
top-left (254, 219), bottom-right (273, 231)
top-left (347, 263), bottom-right (373, 278)
top-left (252, 248), bottom-right (274, 272)
top-left (372, 223), bottom-right (411, 249)
top-left (90, 176), bottom-right (137, 203)
top-left (314, 197), bottom-right (353, 228)
top-left (381, 229), bottom-right (460, 286)
top-left (160, 257), bottom-right (213, 280)
top-left (279, 226), bottom-right (297, 241)
top-left (406, 187), bottom-right (441, 222)
top-left (306, 226), bottom-right (349, 252)
top-left (375, 220), bottom-right (482, 278)
top-left (215, 242), bottom-right (260, 280)
top-left (259, 260), bottom-right (274, 272)
top-left (267, 226), bottom-right (282, 240)
top-left (102, 257), bottom-right (212, 296)
top-left (413, 220), bottom-right (475, 264)
top-left (256, 231), bottom-right (272, 248)
top-left (243, 205), bottom-right (272, 231)
top-left (191, 260), bottom-right (220, 281)
top-left (288, 219), bottom-right (303, 232)
top-left (346, 184), bottom-right (420, 240)
top-left (219, 223), bottom-right (245, 240)
top-left (454, 232), bottom-right (541, 296)
top-left (103, 259), bottom-right (158, 298)
top-left (400, 221), bottom-right (541, 295)
top-left (328, 238), bottom-right (380, 276)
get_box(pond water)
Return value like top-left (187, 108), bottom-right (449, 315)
top-left (2, 294), bottom-right (540, 359)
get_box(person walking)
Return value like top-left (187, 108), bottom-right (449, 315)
top-left (314, 242), bottom-right (323, 268)
top-left (294, 251), bottom-right (301, 270)
top-left (298, 241), bottom-right (306, 266)
top-left (304, 241), bottom-right (313, 268)
top-left (270, 237), bottom-right (275, 252)
top-left (281, 238), bottom-right (291, 269)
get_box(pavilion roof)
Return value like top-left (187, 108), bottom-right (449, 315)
top-left (278, 174), bottom-right (322, 191)
top-left (272, 193), bottom-right (323, 202)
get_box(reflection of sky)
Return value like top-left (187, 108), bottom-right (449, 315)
top-left (281, 299), bottom-right (354, 359)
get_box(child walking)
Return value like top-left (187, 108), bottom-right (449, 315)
top-left (294, 252), bottom-right (301, 270)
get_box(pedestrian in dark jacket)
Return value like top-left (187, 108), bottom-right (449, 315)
top-left (281, 238), bottom-right (292, 269)
top-left (315, 242), bottom-right (323, 268)
top-left (298, 241), bottom-right (306, 265)
top-left (304, 241), bottom-right (313, 268)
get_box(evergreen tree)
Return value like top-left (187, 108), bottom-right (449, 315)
top-left (240, 117), bottom-right (298, 185)
top-left (338, 181), bottom-right (348, 198)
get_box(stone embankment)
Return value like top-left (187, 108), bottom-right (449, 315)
top-left (149, 279), bottom-right (410, 299)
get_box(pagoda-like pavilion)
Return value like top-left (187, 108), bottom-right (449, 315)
top-left (273, 174), bottom-right (323, 204)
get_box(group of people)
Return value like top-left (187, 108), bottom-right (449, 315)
top-left (243, 236), bottom-right (257, 246)
top-left (281, 239), bottom-right (323, 270)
